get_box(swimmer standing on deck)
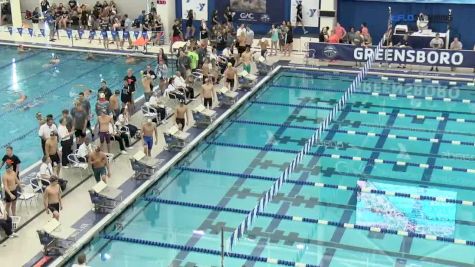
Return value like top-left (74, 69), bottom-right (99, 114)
top-left (141, 119), bottom-right (157, 157)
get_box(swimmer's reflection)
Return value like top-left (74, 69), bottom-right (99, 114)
top-left (202, 145), bottom-right (216, 169)
top-left (177, 170), bottom-right (190, 194)
top-left (144, 202), bottom-right (160, 227)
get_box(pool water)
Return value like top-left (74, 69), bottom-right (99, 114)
top-left (0, 45), bottom-right (156, 169)
top-left (70, 69), bottom-right (475, 267)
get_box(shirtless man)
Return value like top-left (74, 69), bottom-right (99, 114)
top-left (45, 131), bottom-right (61, 176)
top-left (175, 101), bottom-right (189, 130)
top-left (201, 78), bottom-right (215, 109)
top-left (141, 119), bottom-right (158, 157)
top-left (241, 47), bottom-right (253, 74)
top-left (16, 93), bottom-right (27, 104)
top-left (98, 111), bottom-right (113, 153)
top-left (142, 72), bottom-right (153, 102)
top-left (125, 55), bottom-right (136, 64)
top-left (224, 63), bottom-right (237, 91)
top-left (88, 146), bottom-right (111, 183)
top-left (2, 163), bottom-right (20, 216)
top-left (43, 176), bottom-right (62, 220)
top-left (109, 90), bottom-right (120, 121)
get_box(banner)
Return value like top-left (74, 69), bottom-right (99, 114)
top-left (122, 30), bottom-right (130, 39)
top-left (8, 27), bottom-right (12, 35)
top-left (216, 0), bottom-right (285, 24)
top-left (17, 28), bottom-right (23, 36)
top-left (78, 29), bottom-right (84, 39)
top-left (39, 28), bottom-right (45, 37)
top-left (290, 0), bottom-right (319, 27)
top-left (141, 31), bottom-right (148, 39)
top-left (182, 0), bottom-right (208, 21)
top-left (66, 28), bottom-right (72, 39)
top-left (133, 30), bottom-right (140, 39)
top-left (28, 28), bottom-right (33, 37)
top-left (89, 30), bottom-right (96, 39)
top-left (309, 42), bottom-right (475, 68)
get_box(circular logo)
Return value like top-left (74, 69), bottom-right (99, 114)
top-left (323, 45), bottom-right (338, 59)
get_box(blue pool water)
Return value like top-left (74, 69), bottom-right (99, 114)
top-left (69, 69), bottom-right (475, 266)
top-left (0, 45), bottom-right (155, 169)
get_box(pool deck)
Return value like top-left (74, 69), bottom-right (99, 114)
top-left (0, 28), bottom-right (474, 266)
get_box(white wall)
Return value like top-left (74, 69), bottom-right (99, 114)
top-left (320, 0), bottom-right (337, 30)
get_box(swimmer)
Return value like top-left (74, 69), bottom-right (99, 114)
top-left (17, 45), bottom-right (29, 53)
top-left (125, 55), bottom-right (136, 64)
top-left (85, 52), bottom-right (95, 60)
top-left (16, 93), bottom-right (27, 104)
top-left (83, 89), bottom-right (92, 99)
top-left (50, 55), bottom-right (60, 65)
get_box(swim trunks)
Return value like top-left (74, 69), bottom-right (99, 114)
top-left (143, 136), bottom-right (153, 150)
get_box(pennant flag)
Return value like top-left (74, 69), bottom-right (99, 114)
top-left (28, 28), bottom-right (33, 37)
top-left (39, 28), bottom-right (45, 37)
top-left (7, 26), bottom-right (12, 35)
top-left (111, 30), bottom-right (117, 37)
top-left (89, 30), bottom-right (96, 39)
top-left (142, 31), bottom-right (148, 39)
top-left (78, 29), bottom-right (84, 39)
top-left (66, 28), bottom-right (72, 39)
top-left (17, 28), bottom-right (23, 36)
top-left (133, 31), bottom-right (140, 39)
top-left (123, 30), bottom-right (130, 39)
top-left (101, 30), bottom-right (107, 38)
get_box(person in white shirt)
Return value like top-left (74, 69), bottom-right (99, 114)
top-left (38, 116), bottom-right (57, 155)
top-left (173, 71), bottom-right (186, 90)
top-left (0, 199), bottom-right (17, 238)
top-left (77, 138), bottom-right (93, 162)
top-left (429, 33), bottom-right (444, 71)
top-left (165, 77), bottom-right (186, 101)
top-left (236, 24), bottom-right (247, 38)
top-left (39, 156), bottom-right (54, 180)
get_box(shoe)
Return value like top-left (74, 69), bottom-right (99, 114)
top-left (436, 68), bottom-right (439, 72)
top-left (9, 233), bottom-right (18, 238)
top-left (127, 147), bottom-right (134, 150)
top-left (430, 67), bottom-right (434, 71)
top-left (121, 150), bottom-right (128, 155)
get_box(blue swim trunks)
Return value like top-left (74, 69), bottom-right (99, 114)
top-left (143, 136), bottom-right (153, 150)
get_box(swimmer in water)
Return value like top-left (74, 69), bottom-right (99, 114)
top-left (16, 93), bottom-right (27, 104)
top-left (17, 45), bottom-right (29, 53)
top-left (85, 52), bottom-right (95, 60)
top-left (50, 55), bottom-right (60, 65)
top-left (125, 55), bottom-right (136, 64)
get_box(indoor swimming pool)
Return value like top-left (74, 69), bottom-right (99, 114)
top-left (68, 69), bottom-right (475, 267)
top-left (0, 45), bottom-right (155, 168)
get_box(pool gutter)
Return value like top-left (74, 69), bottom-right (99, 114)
top-left (49, 65), bottom-right (282, 266)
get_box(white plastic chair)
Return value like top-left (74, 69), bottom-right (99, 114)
top-left (67, 150), bottom-right (89, 179)
top-left (18, 184), bottom-right (38, 210)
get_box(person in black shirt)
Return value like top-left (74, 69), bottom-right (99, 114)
top-left (295, 2), bottom-right (308, 34)
top-left (123, 69), bottom-right (137, 114)
top-left (319, 26), bottom-right (329, 42)
top-left (185, 9), bottom-right (195, 40)
top-left (32, 7), bottom-right (40, 25)
top-left (98, 81), bottom-right (112, 100)
top-left (68, 0), bottom-right (77, 10)
top-left (100, 18), bottom-right (109, 49)
top-left (0, 146), bottom-right (21, 178)
top-left (212, 10), bottom-right (219, 26)
top-left (40, 0), bottom-right (50, 15)
top-left (224, 6), bottom-right (233, 23)
top-left (170, 19), bottom-right (183, 52)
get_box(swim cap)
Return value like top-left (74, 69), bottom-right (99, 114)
top-left (227, 63), bottom-right (232, 67)
top-left (99, 93), bottom-right (105, 99)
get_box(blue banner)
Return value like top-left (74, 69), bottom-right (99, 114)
top-left (216, 0), bottom-right (285, 24)
top-left (122, 31), bottom-right (130, 39)
top-left (39, 28), bottom-right (45, 37)
top-left (101, 30), bottom-right (107, 38)
top-left (141, 31), bottom-right (148, 39)
top-left (133, 31), bottom-right (140, 39)
top-left (66, 28), bottom-right (72, 39)
top-left (89, 30), bottom-right (96, 39)
top-left (78, 29), bottom-right (84, 39)
top-left (28, 28), bottom-right (33, 37)
top-left (7, 27), bottom-right (12, 35)
top-left (111, 30), bottom-right (117, 38)
top-left (309, 42), bottom-right (475, 68)
top-left (17, 28), bottom-right (23, 36)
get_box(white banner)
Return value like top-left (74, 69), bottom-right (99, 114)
top-left (182, 0), bottom-right (208, 21)
top-left (290, 0), bottom-right (320, 27)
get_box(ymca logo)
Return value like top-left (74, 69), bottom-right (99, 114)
top-left (198, 3), bottom-right (206, 11)
top-left (308, 9), bottom-right (317, 17)
top-left (296, 0), bottom-right (302, 4)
